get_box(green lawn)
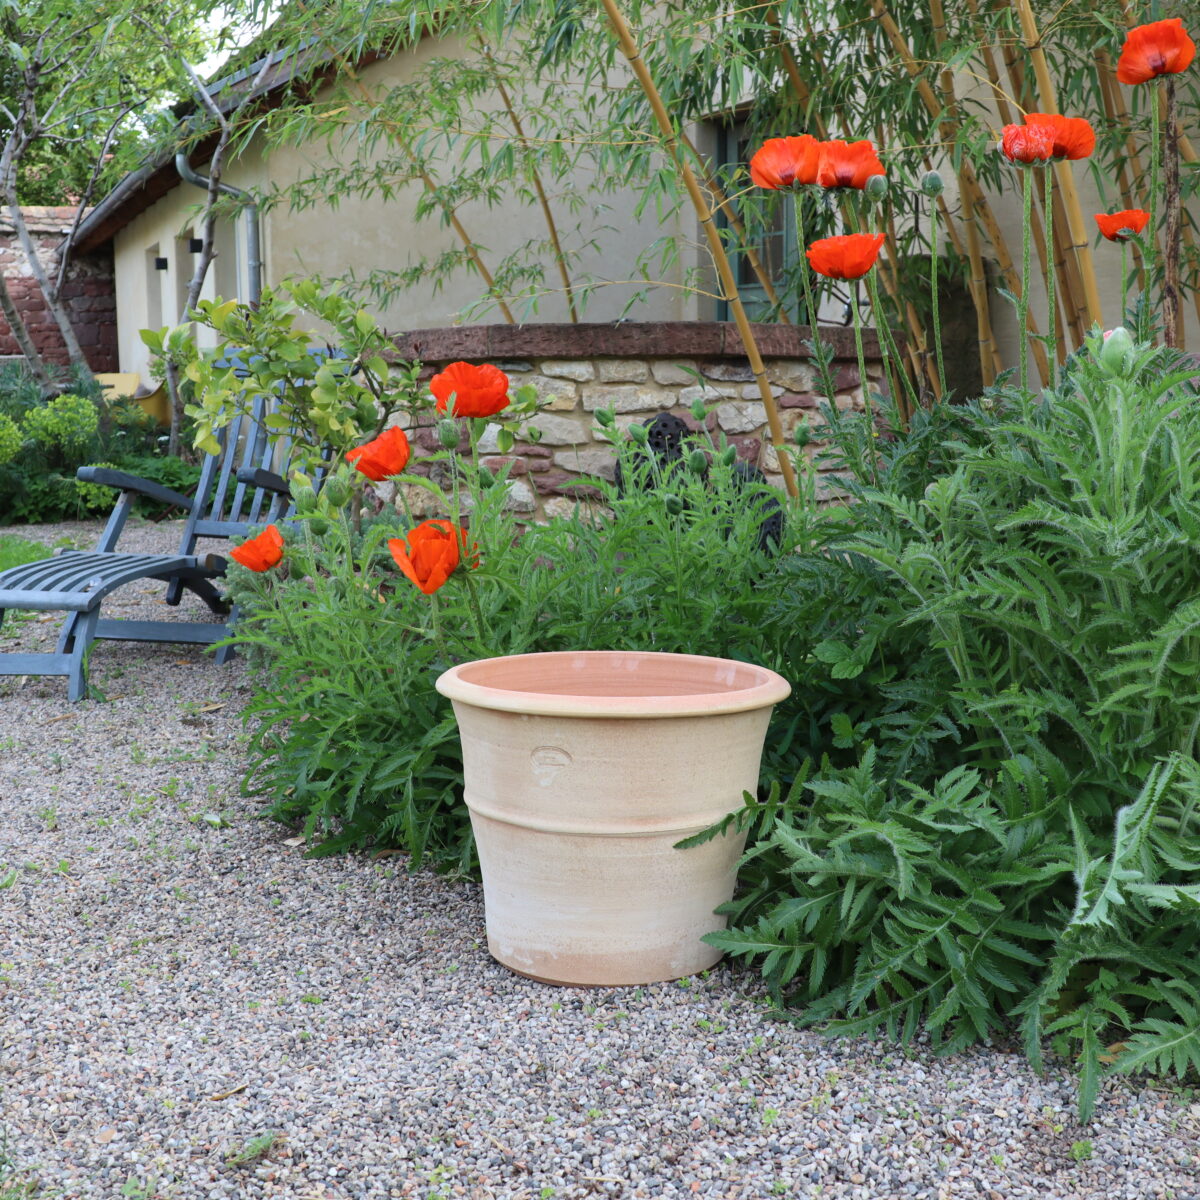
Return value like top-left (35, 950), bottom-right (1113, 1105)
top-left (0, 534), bottom-right (49, 572)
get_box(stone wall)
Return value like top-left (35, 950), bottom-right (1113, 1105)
top-left (391, 322), bottom-right (884, 520)
top-left (0, 207), bottom-right (117, 373)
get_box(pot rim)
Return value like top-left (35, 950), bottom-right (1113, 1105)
top-left (435, 649), bottom-right (791, 718)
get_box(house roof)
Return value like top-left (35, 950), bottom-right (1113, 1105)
top-left (72, 34), bottom-right (357, 255)
top-left (0, 206), bottom-right (89, 236)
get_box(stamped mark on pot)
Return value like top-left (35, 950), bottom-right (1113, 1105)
top-left (530, 746), bottom-right (573, 786)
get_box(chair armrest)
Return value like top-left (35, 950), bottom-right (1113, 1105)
top-left (236, 467), bottom-right (290, 496)
top-left (76, 466), bottom-right (193, 511)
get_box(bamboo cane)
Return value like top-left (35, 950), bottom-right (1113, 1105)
top-left (487, 57), bottom-right (579, 323)
top-left (678, 129), bottom-right (792, 323)
top-left (870, 1), bottom-right (1050, 383)
top-left (780, 3), bottom-right (938, 403)
top-left (311, 28), bottom-right (518, 325)
top-left (962, 183), bottom-right (999, 385)
top-left (975, 0), bottom-right (1083, 349)
top-left (1008, 0), bottom-right (1104, 330)
top-left (597, 0), bottom-right (798, 498)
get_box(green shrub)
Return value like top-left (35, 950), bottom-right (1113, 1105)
top-left (710, 333), bottom-right (1200, 1119)
top-left (21, 392), bottom-right (99, 459)
top-left (227, 431), bottom-right (812, 870)
top-left (0, 414), bottom-right (20, 466)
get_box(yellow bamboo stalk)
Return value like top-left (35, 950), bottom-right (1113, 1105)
top-left (870, 1), bottom-right (1050, 383)
top-left (487, 57), bottom-right (579, 323)
top-left (597, 0), bottom-right (798, 498)
top-left (309, 26), bottom-right (518, 325)
top-left (974, 0), bottom-right (1083, 348)
top-left (1009, 0), bottom-right (1104, 331)
top-left (678, 129), bottom-right (792, 323)
top-left (1094, 52), bottom-right (1148, 281)
top-left (780, 3), bottom-right (938, 404)
top-left (962, 183), bottom-right (1000, 385)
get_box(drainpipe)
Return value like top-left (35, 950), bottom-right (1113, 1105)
top-left (175, 150), bottom-right (262, 305)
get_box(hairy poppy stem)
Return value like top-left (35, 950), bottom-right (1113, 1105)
top-left (791, 194), bottom-right (838, 409)
top-left (1019, 168), bottom-right (1033, 395)
top-left (1144, 93), bottom-right (1161, 344)
top-left (850, 286), bottom-right (877, 488)
top-left (929, 200), bottom-right (947, 399)
top-left (1162, 78), bottom-right (1182, 349)
top-left (1121, 241), bottom-right (1129, 323)
top-left (1044, 169), bottom-right (1056, 391)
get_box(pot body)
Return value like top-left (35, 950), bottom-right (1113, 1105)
top-left (436, 650), bottom-right (790, 986)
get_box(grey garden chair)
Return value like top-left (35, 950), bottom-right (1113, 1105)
top-left (0, 394), bottom-right (295, 701)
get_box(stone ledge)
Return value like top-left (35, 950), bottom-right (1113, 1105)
top-left (391, 321), bottom-right (880, 363)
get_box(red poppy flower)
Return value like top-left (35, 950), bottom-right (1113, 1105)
top-left (230, 524), bottom-right (284, 573)
top-left (1000, 123), bottom-right (1056, 164)
top-left (388, 520), bottom-right (473, 595)
top-left (806, 232), bottom-right (887, 280)
top-left (1094, 208), bottom-right (1151, 241)
top-left (749, 135), bottom-right (821, 189)
top-left (431, 362), bottom-right (510, 419)
top-left (1024, 113), bottom-right (1095, 160)
top-left (815, 140), bottom-right (886, 189)
top-left (1116, 18), bottom-right (1195, 84)
top-left (345, 424), bottom-right (410, 481)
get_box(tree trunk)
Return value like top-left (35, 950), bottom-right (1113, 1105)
top-left (0, 268), bottom-right (52, 392)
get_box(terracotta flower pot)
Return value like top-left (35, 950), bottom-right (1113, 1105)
top-left (435, 650), bottom-right (791, 986)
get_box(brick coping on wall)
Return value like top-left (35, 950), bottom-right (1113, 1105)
top-left (391, 321), bottom-right (880, 364)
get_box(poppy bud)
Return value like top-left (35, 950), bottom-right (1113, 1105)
top-left (594, 407), bottom-right (616, 427)
top-left (290, 474), bottom-right (317, 513)
top-left (1098, 326), bottom-right (1136, 377)
top-left (628, 423), bottom-right (649, 445)
top-left (689, 398), bottom-right (708, 422)
top-left (687, 448), bottom-right (708, 475)
top-left (437, 418), bottom-right (461, 450)
top-left (525, 425), bottom-right (543, 444)
top-left (476, 464), bottom-right (495, 489)
top-left (663, 493), bottom-right (685, 515)
top-left (322, 473), bottom-right (353, 509)
top-left (720, 446), bottom-right (738, 467)
top-left (865, 175), bottom-right (888, 201)
top-left (794, 419), bottom-right (812, 447)
top-left (920, 170), bottom-right (944, 197)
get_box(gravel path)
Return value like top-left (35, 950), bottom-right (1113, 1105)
top-left (2, 519), bottom-right (1198, 1200)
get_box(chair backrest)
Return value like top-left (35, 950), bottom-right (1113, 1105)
top-left (175, 349), bottom-right (334, 555)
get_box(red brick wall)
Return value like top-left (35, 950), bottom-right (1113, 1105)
top-left (0, 208), bottom-right (117, 372)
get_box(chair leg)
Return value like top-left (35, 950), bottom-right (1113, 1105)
top-left (212, 604), bottom-right (239, 665)
top-left (60, 609), bottom-right (99, 702)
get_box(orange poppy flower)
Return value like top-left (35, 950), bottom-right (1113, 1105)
top-left (806, 232), bottom-right (886, 280)
top-left (1024, 113), bottom-right (1095, 160)
top-left (230, 524), bottom-right (284, 573)
top-left (431, 362), bottom-right (510, 419)
top-left (345, 424), bottom-right (410, 481)
top-left (1000, 123), bottom-right (1055, 164)
top-left (1116, 18), bottom-right (1195, 84)
top-left (1094, 209), bottom-right (1151, 241)
top-left (749, 135), bottom-right (821, 189)
top-left (388, 520), bottom-right (473, 595)
top-left (815, 140), bottom-right (886, 189)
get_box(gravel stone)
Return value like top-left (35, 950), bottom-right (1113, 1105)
top-left (2, 519), bottom-right (1199, 1199)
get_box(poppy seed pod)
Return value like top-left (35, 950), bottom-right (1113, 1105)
top-left (865, 174), bottom-right (888, 201)
top-left (920, 170), bottom-right (944, 197)
top-left (437, 418), bottom-right (462, 450)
